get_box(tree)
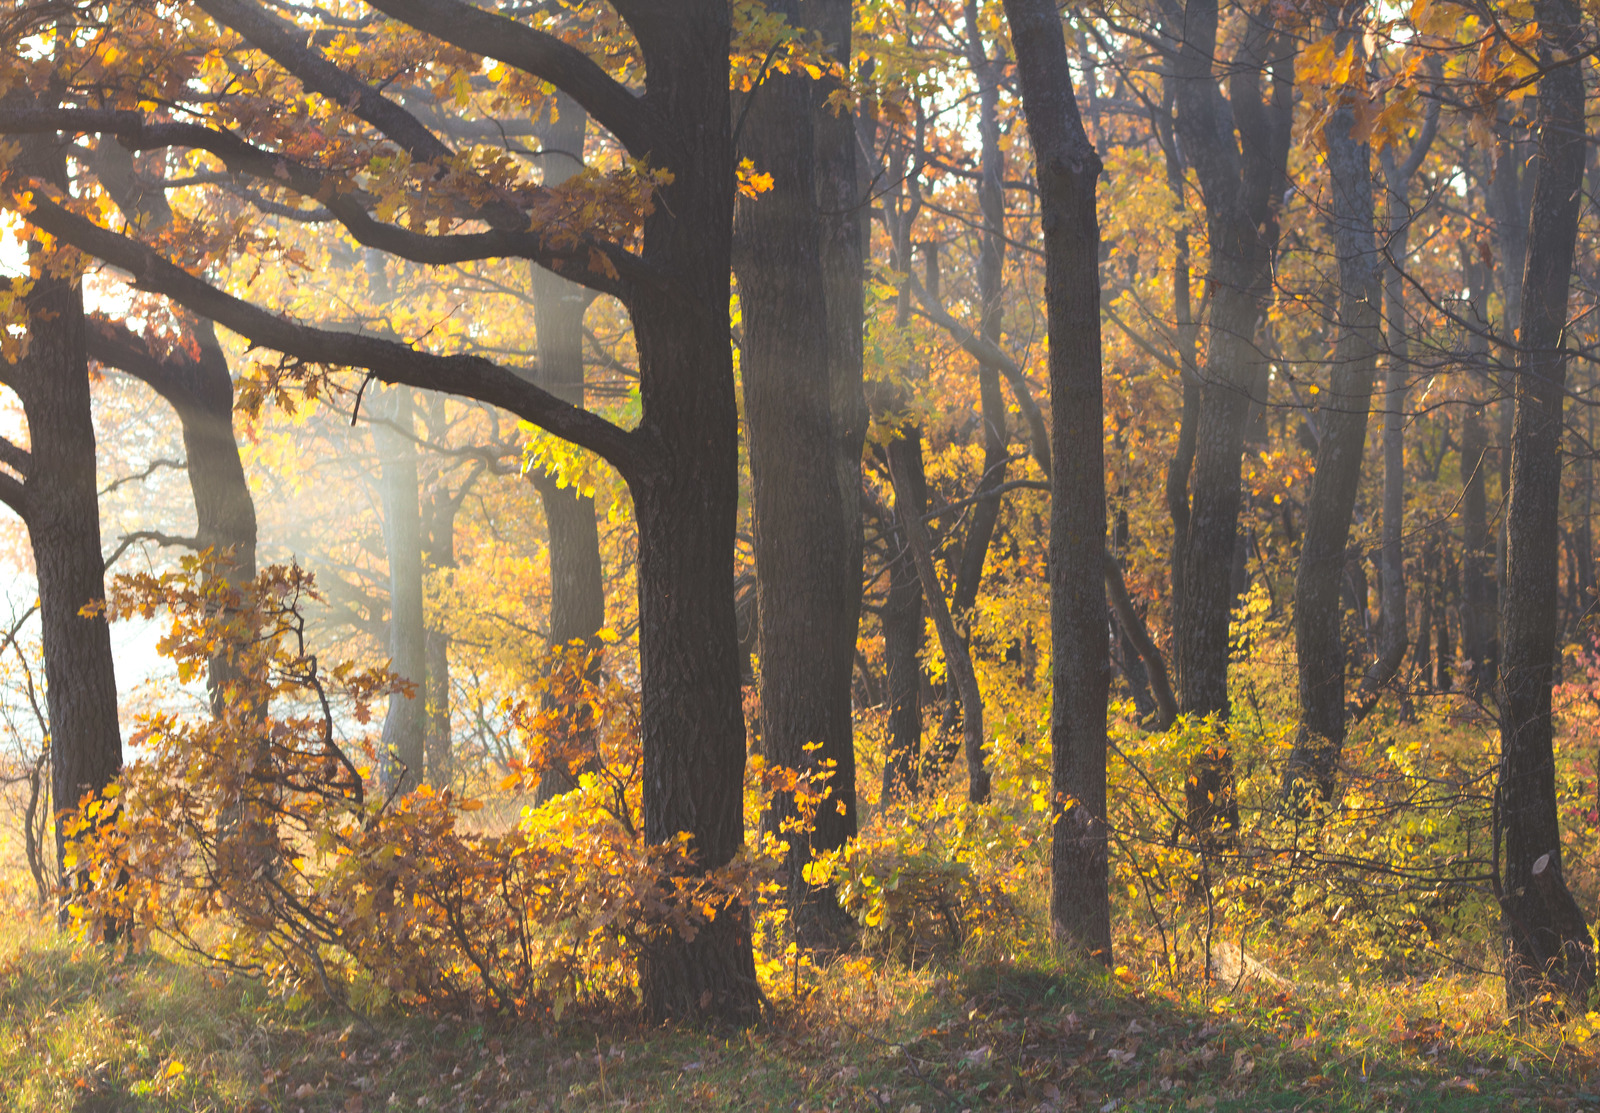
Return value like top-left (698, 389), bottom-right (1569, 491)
top-left (733, 0), bottom-right (864, 935)
top-left (1496, 0), bottom-right (1594, 1012)
top-left (0, 0), bottom-right (759, 1024)
top-left (1284, 2), bottom-right (1382, 802)
top-left (1002, 0), bottom-right (1110, 963)
top-left (1160, 0), bottom-right (1293, 840)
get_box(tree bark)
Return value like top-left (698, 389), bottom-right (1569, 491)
top-left (1497, 0), bottom-right (1594, 1012)
top-left (1004, 0), bottom-right (1110, 964)
top-left (733, 0), bottom-right (861, 937)
top-left (1284, 16), bottom-right (1382, 802)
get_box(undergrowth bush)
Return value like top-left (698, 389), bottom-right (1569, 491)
top-left (64, 558), bottom-right (775, 1017)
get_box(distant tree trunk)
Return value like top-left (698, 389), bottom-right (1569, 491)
top-left (1458, 244), bottom-right (1495, 693)
top-left (1285, 16), bottom-right (1381, 803)
top-left (85, 140), bottom-right (259, 708)
top-left (1364, 95), bottom-right (1437, 708)
top-left (951, 0), bottom-right (1010, 629)
top-left (420, 408), bottom-right (465, 787)
top-left (1004, 0), bottom-right (1110, 964)
top-left (374, 387), bottom-right (427, 794)
top-left (1497, 0), bottom-right (1594, 1012)
top-left (877, 439), bottom-right (926, 802)
top-left (734, 0), bottom-right (861, 938)
top-left (1166, 0), bottom-right (1293, 842)
top-left (888, 433), bottom-right (989, 804)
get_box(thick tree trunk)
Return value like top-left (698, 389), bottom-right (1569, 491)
top-left (30, 285), bottom-right (124, 882)
top-left (627, 6), bottom-right (759, 1026)
top-left (1285, 31), bottom-right (1381, 802)
top-left (733, 0), bottom-right (860, 939)
top-left (374, 387), bottom-right (427, 794)
top-left (1497, 0), bottom-right (1594, 1012)
top-left (1004, 0), bottom-right (1110, 965)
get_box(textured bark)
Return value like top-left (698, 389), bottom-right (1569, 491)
top-left (1497, 0), bottom-right (1594, 1012)
top-left (1284, 24), bottom-right (1381, 803)
top-left (628, 8), bottom-right (759, 1026)
top-left (1004, 0), bottom-right (1110, 965)
top-left (374, 388), bottom-right (427, 794)
top-left (733, 0), bottom-right (860, 936)
top-left (16, 271), bottom-right (124, 885)
top-left (1164, 0), bottom-right (1293, 840)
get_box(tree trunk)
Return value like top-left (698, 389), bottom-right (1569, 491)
top-left (1458, 246), bottom-right (1495, 694)
top-left (888, 434), bottom-right (989, 804)
top-left (1284, 22), bottom-right (1381, 802)
top-left (625, 6), bottom-right (759, 1026)
top-left (1004, 0), bottom-right (1110, 965)
top-left (374, 387), bottom-right (427, 794)
top-left (734, 0), bottom-right (861, 938)
top-left (1165, 0), bottom-right (1293, 842)
top-left (879, 440), bottom-right (926, 802)
top-left (1497, 0), bottom-right (1594, 1012)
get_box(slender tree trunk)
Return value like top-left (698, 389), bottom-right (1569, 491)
top-left (879, 441), bottom-right (926, 802)
top-left (888, 434), bottom-right (989, 804)
top-left (734, 0), bottom-right (860, 937)
top-left (1285, 18), bottom-right (1382, 802)
top-left (374, 387), bottom-right (427, 794)
top-left (1459, 247), bottom-right (1495, 694)
top-left (422, 456), bottom-right (459, 788)
top-left (952, 0), bottom-right (1009, 627)
top-left (1497, 0), bottom-right (1594, 1011)
top-left (1004, 0), bottom-right (1110, 964)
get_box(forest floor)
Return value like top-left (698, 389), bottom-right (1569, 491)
top-left (2, 913), bottom-right (1598, 1112)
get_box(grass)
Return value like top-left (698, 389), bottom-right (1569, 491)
top-left (1, 906), bottom-right (1599, 1112)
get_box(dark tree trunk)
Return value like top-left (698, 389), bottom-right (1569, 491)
top-left (1497, 0), bottom-right (1594, 1012)
top-left (1165, 0), bottom-right (1293, 841)
top-left (12, 271), bottom-right (124, 886)
top-left (374, 387), bottom-right (427, 794)
top-left (1285, 17), bottom-right (1381, 802)
top-left (626, 7), bottom-right (759, 1026)
top-left (733, 0), bottom-right (861, 938)
top-left (1004, 0), bottom-right (1110, 965)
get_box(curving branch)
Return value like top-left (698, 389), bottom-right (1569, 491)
top-left (904, 268), bottom-right (1052, 480)
top-left (0, 107), bottom-right (653, 300)
top-left (363, 0), bottom-right (661, 160)
top-left (26, 199), bottom-right (649, 480)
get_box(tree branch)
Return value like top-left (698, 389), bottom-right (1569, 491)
top-left (0, 107), bottom-right (651, 300)
top-left (363, 0), bottom-right (661, 160)
top-left (27, 199), bottom-right (649, 480)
